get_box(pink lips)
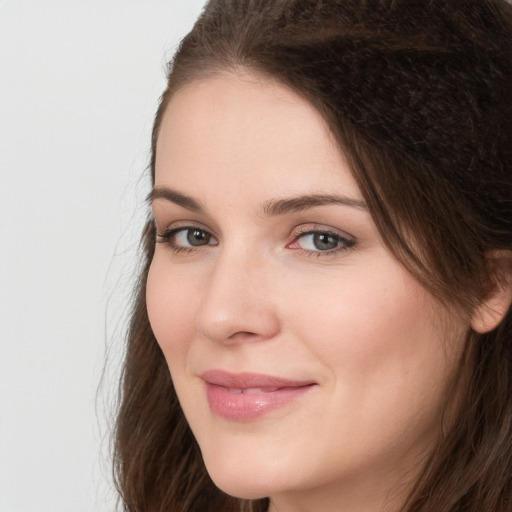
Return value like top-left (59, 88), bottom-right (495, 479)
top-left (201, 369), bottom-right (316, 421)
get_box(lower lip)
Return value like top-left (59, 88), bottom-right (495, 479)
top-left (205, 383), bottom-right (315, 421)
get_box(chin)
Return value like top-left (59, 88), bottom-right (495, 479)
top-left (202, 453), bottom-right (291, 500)
top-left (207, 471), bottom-right (271, 500)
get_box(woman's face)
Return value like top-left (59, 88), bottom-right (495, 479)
top-left (147, 73), bottom-right (468, 511)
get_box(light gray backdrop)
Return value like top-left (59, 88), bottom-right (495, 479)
top-left (0, 1), bottom-right (206, 510)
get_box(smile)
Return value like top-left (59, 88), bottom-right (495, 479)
top-left (226, 387), bottom-right (280, 394)
top-left (201, 370), bottom-right (317, 421)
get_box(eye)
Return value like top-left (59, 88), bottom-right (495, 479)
top-left (175, 228), bottom-right (213, 247)
top-left (157, 226), bottom-right (218, 252)
top-left (299, 232), bottom-right (341, 251)
top-left (288, 227), bottom-right (355, 255)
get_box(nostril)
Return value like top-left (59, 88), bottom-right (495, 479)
top-left (227, 331), bottom-right (260, 341)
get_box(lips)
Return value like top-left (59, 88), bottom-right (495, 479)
top-left (225, 387), bottom-right (280, 394)
top-left (201, 370), bottom-right (316, 421)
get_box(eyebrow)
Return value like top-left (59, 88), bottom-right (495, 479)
top-left (262, 194), bottom-right (367, 215)
top-left (149, 187), bottom-right (205, 213)
top-left (150, 186), bottom-right (367, 215)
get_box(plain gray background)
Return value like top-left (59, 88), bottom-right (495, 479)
top-left (0, 1), bottom-right (206, 510)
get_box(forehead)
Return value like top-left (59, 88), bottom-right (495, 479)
top-left (154, 72), bottom-right (362, 202)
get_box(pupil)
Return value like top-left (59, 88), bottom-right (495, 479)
top-left (313, 233), bottom-right (338, 251)
top-left (187, 229), bottom-right (209, 246)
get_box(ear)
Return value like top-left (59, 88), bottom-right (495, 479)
top-left (471, 251), bottom-right (512, 334)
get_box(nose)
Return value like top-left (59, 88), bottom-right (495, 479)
top-left (194, 248), bottom-right (281, 345)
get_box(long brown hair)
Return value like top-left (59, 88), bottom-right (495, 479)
top-left (114, 1), bottom-right (512, 511)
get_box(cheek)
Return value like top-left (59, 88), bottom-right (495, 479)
top-left (286, 271), bottom-right (425, 358)
top-left (278, 268), bottom-right (465, 477)
top-left (285, 265), bottom-right (460, 412)
top-left (146, 255), bottom-right (199, 361)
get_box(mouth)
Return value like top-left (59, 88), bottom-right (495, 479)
top-left (201, 370), bottom-right (317, 421)
top-left (224, 386), bottom-right (281, 394)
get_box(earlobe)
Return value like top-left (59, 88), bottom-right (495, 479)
top-left (471, 251), bottom-right (512, 334)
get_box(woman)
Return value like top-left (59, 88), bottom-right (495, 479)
top-left (114, 1), bottom-right (512, 511)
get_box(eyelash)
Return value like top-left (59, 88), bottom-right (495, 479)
top-left (156, 226), bottom-right (218, 254)
top-left (156, 225), bottom-right (356, 258)
top-left (287, 227), bottom-right (356, 257)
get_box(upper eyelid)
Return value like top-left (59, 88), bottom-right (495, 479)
top-left (290, 223), bottom-right (354, 240)
top-left (156, 226), bottom-right (219, 251)
top-left (157, 225), bottom-right (218, 243)
top-left (150, 201), bottom-right (218, 233)
top-left (154, 219), bottom-right (355, 243)
top-left (155, 219), bottom-right (216, 235)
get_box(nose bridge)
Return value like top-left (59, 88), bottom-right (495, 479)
top-left (194, 241), bottom-right (280, 344)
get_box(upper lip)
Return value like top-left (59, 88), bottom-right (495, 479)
top-left (201, 369), bottom-right (316, 389)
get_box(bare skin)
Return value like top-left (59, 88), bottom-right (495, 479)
top-left (147, 72), bottom-right (472, 512)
